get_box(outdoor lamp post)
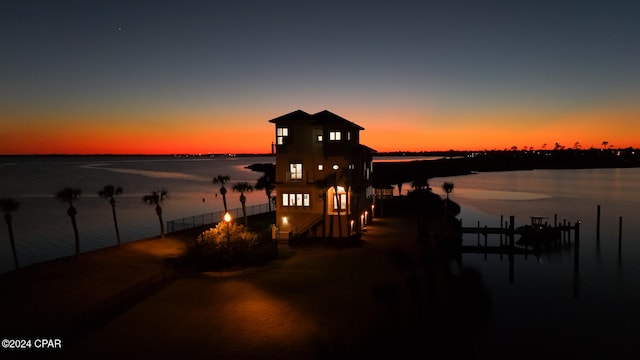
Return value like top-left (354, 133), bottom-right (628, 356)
top-left (224, 212), bottom-right (231, 248)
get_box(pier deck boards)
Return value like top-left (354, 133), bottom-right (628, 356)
top-left (461, 225), bottom-right (576, 235)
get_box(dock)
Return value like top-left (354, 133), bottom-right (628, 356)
top-left (458, 215), bottom-right (581, 285)
top-left (460, 215), bottom-right (580, 254)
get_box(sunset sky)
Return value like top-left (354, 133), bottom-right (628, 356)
top-left (2, 0), bottom-right (639, 154)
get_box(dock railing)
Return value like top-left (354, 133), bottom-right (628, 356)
top-left (166, 203), bottom-right (271, 233)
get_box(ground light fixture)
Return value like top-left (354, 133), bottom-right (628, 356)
top-left (224, 212), bottom-right (231, 248)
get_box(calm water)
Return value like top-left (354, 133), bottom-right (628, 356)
top-left (0, 154), bottom-right (441, 273)
top-left (433, 168), bottom-right (640, 358)
top-left (0, 156), bottom-right (274, 273)
top-left (2, 158), bottom-right (639, 355)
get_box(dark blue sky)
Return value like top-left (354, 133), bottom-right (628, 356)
top-left (2, 0), bottom-right (639, 153)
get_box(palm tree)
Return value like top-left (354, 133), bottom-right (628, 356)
top-left (317, 171), bottom-right (346, 239)
top-left (254, 174), bottom-right (275, 212)
top-left (332, 172), bottom-right (345, 239)
top-left (313, 176), bottom-right (331, 238)
top-left (412, 175), bottom-right (430, 191)
top-left (55, 188), bottom-right (82, 260)
top-left (143, 190), bottom-right (168, 238)
top-left (99, 185), bottom-right (123, 247)
top-left (442, 182), bottom-right (454, 199)
top-left (314, 168), bottom-right (357, 239)
top-left (213, 175), bottom-right (231, 213)
top-left (0, 198), bottom-right (20, 270)
top-left (232, 182), bottom-right (254, 226)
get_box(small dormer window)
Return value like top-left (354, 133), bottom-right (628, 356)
top-left (277, 127), bottom-right (289, 145)
top-left (329, 131), bottom-right (341, 141)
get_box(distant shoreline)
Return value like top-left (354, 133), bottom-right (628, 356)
top-left (1, 147), bottom-right (637, 158)
top-left (372, 148), bottom-right (640, 186)
top-left (0, 153), bottom-right (275, 158)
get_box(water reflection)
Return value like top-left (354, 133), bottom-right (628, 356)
top-left (80, 163), bottom-right (211, 181)
top-left (0, 156), bottom-right (274, 272)
top-left (430, 169), bottom-right (640, 358)
top-left (457, 188), bottom-right (551, 200)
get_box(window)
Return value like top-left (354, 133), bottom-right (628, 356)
top-left (277, 127), bottom-right (288, 136)
top-left (276, 127), bottom-right (289, 145)
top-left (290, 163), bottom-right (302, 180)
top-left (329, 131), bottom-right (341, 141)
top-left (317, 135), bottom-right (323, 142)
top-left (332, 193), bottom-right (347, 210)
top-left (347, 131), bottom-right (351, 140)
top-left (282, 193), bottom-right (311, 207)
top-left (317, 164), bottom-right (324, 171)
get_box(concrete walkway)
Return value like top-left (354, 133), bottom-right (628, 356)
top-left (1, 217), bottom-right (470, 359)
top-left (0, 236), bottom-right (187, 341)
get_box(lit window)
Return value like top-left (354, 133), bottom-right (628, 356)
top-left (329, 131), bottom-right (341, 141)
top-left (347, 132), bottom-right (351, 140)
top-left (318, 164), bottom-right (324, 171)
top-left (332, 193), bottom-right (347, 210)
top-left (317, 135), bottom-right (323, 142)
top-left (290, 163), bottom-right (302, 180)
top-left (282, 193), bottom-right (311, 207)
top-left (277, 127), bottom-right (289, 145)
top-left (332, 164), bottom-right (339, 171)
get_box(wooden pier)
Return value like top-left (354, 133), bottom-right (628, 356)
top-left (460, 215), bottom-right (580, 254)
top-left (458, 215), bottom-right (581, 285)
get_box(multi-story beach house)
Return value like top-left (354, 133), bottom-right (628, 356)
top-left (269, 110), bottom-right (375, 240)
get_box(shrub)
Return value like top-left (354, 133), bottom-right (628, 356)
top-left (192, 222), bottom-right (258, 270)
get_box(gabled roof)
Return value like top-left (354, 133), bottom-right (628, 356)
top-left (268, 109), bottom-right (312, 123)
top-left (269, 110), bottom-right (365, 130)
top-left (358, 144), bottom-right (377, 153)
top-left (311, 110), bottom-right (364, 130)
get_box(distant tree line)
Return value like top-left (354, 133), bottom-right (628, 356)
top-left (373, 148), bottom-right (640, 189)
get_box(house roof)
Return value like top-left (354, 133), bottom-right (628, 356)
top-left (268, 109), bottom-right (312, 123)
top-left (358, 144), bottom-right (377, 153)
top-left (269, 110), bottom-right (365, 130)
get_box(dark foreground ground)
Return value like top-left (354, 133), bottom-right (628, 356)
top-left (6, 210), bottom-right (623, 359)
top-left (2, 214), bottom-right (493, 359)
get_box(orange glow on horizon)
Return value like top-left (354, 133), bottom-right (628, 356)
top-left (2, 104), bottom-right (639, 155)
top-left (360, 104), bottom-right (640, 152)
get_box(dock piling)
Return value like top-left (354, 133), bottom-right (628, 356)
top-left (573, 220), bottom-right (581, 299)
top-left (596, 205), bottom-right (601, 243)
top-left (618, 216), bottom-right (623, 256)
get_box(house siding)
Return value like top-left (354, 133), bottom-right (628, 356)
top-left (269, 110), bottom-right (375, 239)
